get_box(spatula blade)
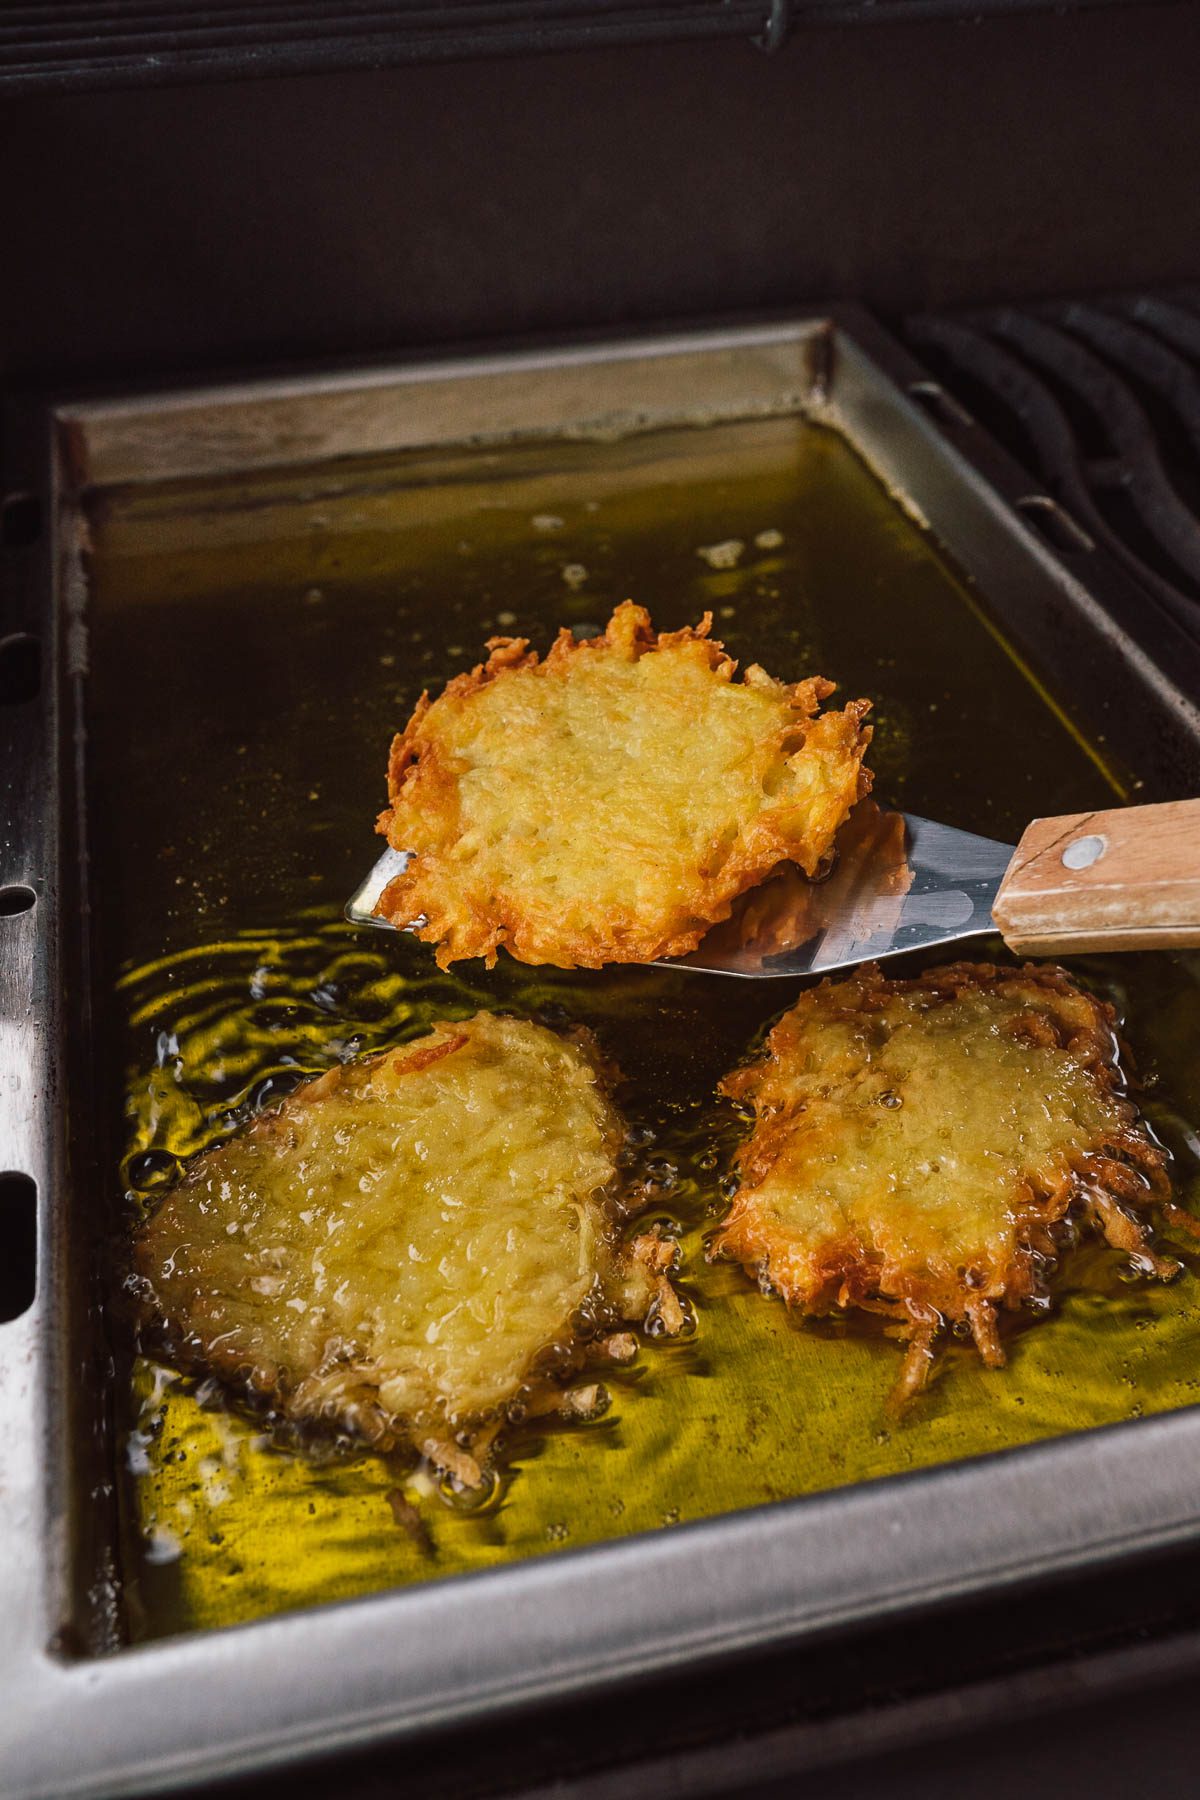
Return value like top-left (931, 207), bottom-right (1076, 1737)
top-left (346, 805), bottom-right (1015, 979)
top-left (671, 807), bottom-right (1014, 978)
top-left (346, 846), bottom-right (412, 930)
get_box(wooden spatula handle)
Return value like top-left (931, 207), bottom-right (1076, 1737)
top-left (993, 798), bottom-right (1200, 955)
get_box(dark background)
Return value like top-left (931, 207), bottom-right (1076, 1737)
top-left (7, 1), bottom-right (1200, 392)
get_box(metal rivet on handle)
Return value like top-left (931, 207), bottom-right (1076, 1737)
top-left (1062, 834), bottom-right (1107, 871)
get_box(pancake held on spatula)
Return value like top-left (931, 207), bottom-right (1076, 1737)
top-left (713, 962), bottom-right (1188, 1406)
top-left (374, 600), bottom-right (872, 969)
top-left (133, 1013), bottom-right (679, 1483)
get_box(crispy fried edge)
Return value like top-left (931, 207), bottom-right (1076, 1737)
top-left (712, 961), bottom-right (1179, 1408)
top-left (375, 600), bottom-right (873, 968)
top-left (132, 1014), bottom-right (680, 1475)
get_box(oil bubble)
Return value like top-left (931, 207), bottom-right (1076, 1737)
top-left (127, 1149), bottom-right (180, 1191)
top-left (438, 1465), bottom-right (501, 1513)
top-left (250, 1071), bottom-right (304, 1110)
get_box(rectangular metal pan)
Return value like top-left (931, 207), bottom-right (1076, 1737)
top-left (4, 309), bottom-right (1200, 1799)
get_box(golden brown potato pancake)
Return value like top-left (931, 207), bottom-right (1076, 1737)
top-left (713, 962), bottom-right (1183, 1405)
top-left (375, 600), bottom-right (872, 968)
top-left (133, 1013), bottom-right (676, 1479)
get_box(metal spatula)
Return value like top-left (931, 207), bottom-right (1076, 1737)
top-left (346, 797), bottom-right (1200, 979)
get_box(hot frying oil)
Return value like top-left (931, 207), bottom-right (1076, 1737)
top-left (84, 414), bottom-right (1200, 1642)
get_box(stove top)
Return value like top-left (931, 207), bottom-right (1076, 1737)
top-left (907, 291), bottom-right (1200, 644)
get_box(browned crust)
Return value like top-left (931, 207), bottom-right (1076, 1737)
top-left (374, 600), bottom-right (873, 969)
top-left (714, 962), bottom-right (1176, 1409)
top-left (389, 1031), bottom-right (469, 1078)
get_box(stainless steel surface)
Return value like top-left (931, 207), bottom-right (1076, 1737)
top-left (6, 311), bottom-right (1200, 1799)
top-left (346, 844), bottom-right (412, 930)
top-left (0, 436), bottom-right (55, 1737)
top-left (676, 809), bottom-right (1014, 976)
top-left (348, 807), bottom-right (1015, 977)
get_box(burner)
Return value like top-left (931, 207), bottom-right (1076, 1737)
top-left (906, 291), bottom-right (1200, 639)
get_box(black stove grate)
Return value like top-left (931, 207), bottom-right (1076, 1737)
top-left (905, 291), bottom-right (1200, 641)
top-left (0, 0), bottom-right (1153, 93)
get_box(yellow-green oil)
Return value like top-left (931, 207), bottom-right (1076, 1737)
top-left (84, 413), bottom-right (1200, 1643)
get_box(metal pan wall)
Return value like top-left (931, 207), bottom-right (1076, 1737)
top-left (3, 310), bottom-right (1200, 1798)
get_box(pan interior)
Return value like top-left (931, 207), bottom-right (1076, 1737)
top-left (83, 408), bottom-right (1200, 1643)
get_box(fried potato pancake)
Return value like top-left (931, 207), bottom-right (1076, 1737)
top-left (134, 1013), bottom-right (674, 1473)
top-left (713, 962), bottom-right (1180, 1405)
top-left (375, 600), bottom-right (872, 968)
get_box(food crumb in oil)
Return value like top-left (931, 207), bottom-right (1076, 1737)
top-left (125, 1431), bottom-right (153, 1476)
top-left (697, 539), bottom-right (745, 570)
top-left (562, 1383), bottom-right (608, 1418)
top-left (755, 528), bottom-right (784, 550)
top-left (387, 1488), bottom-right (435, 1554)
top-left (532, 514), bottom-right (564, 532)
top-left (144, 1526), bottom-right (183, 1565)
top-left (561, 563), bottom-right (588, 590)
